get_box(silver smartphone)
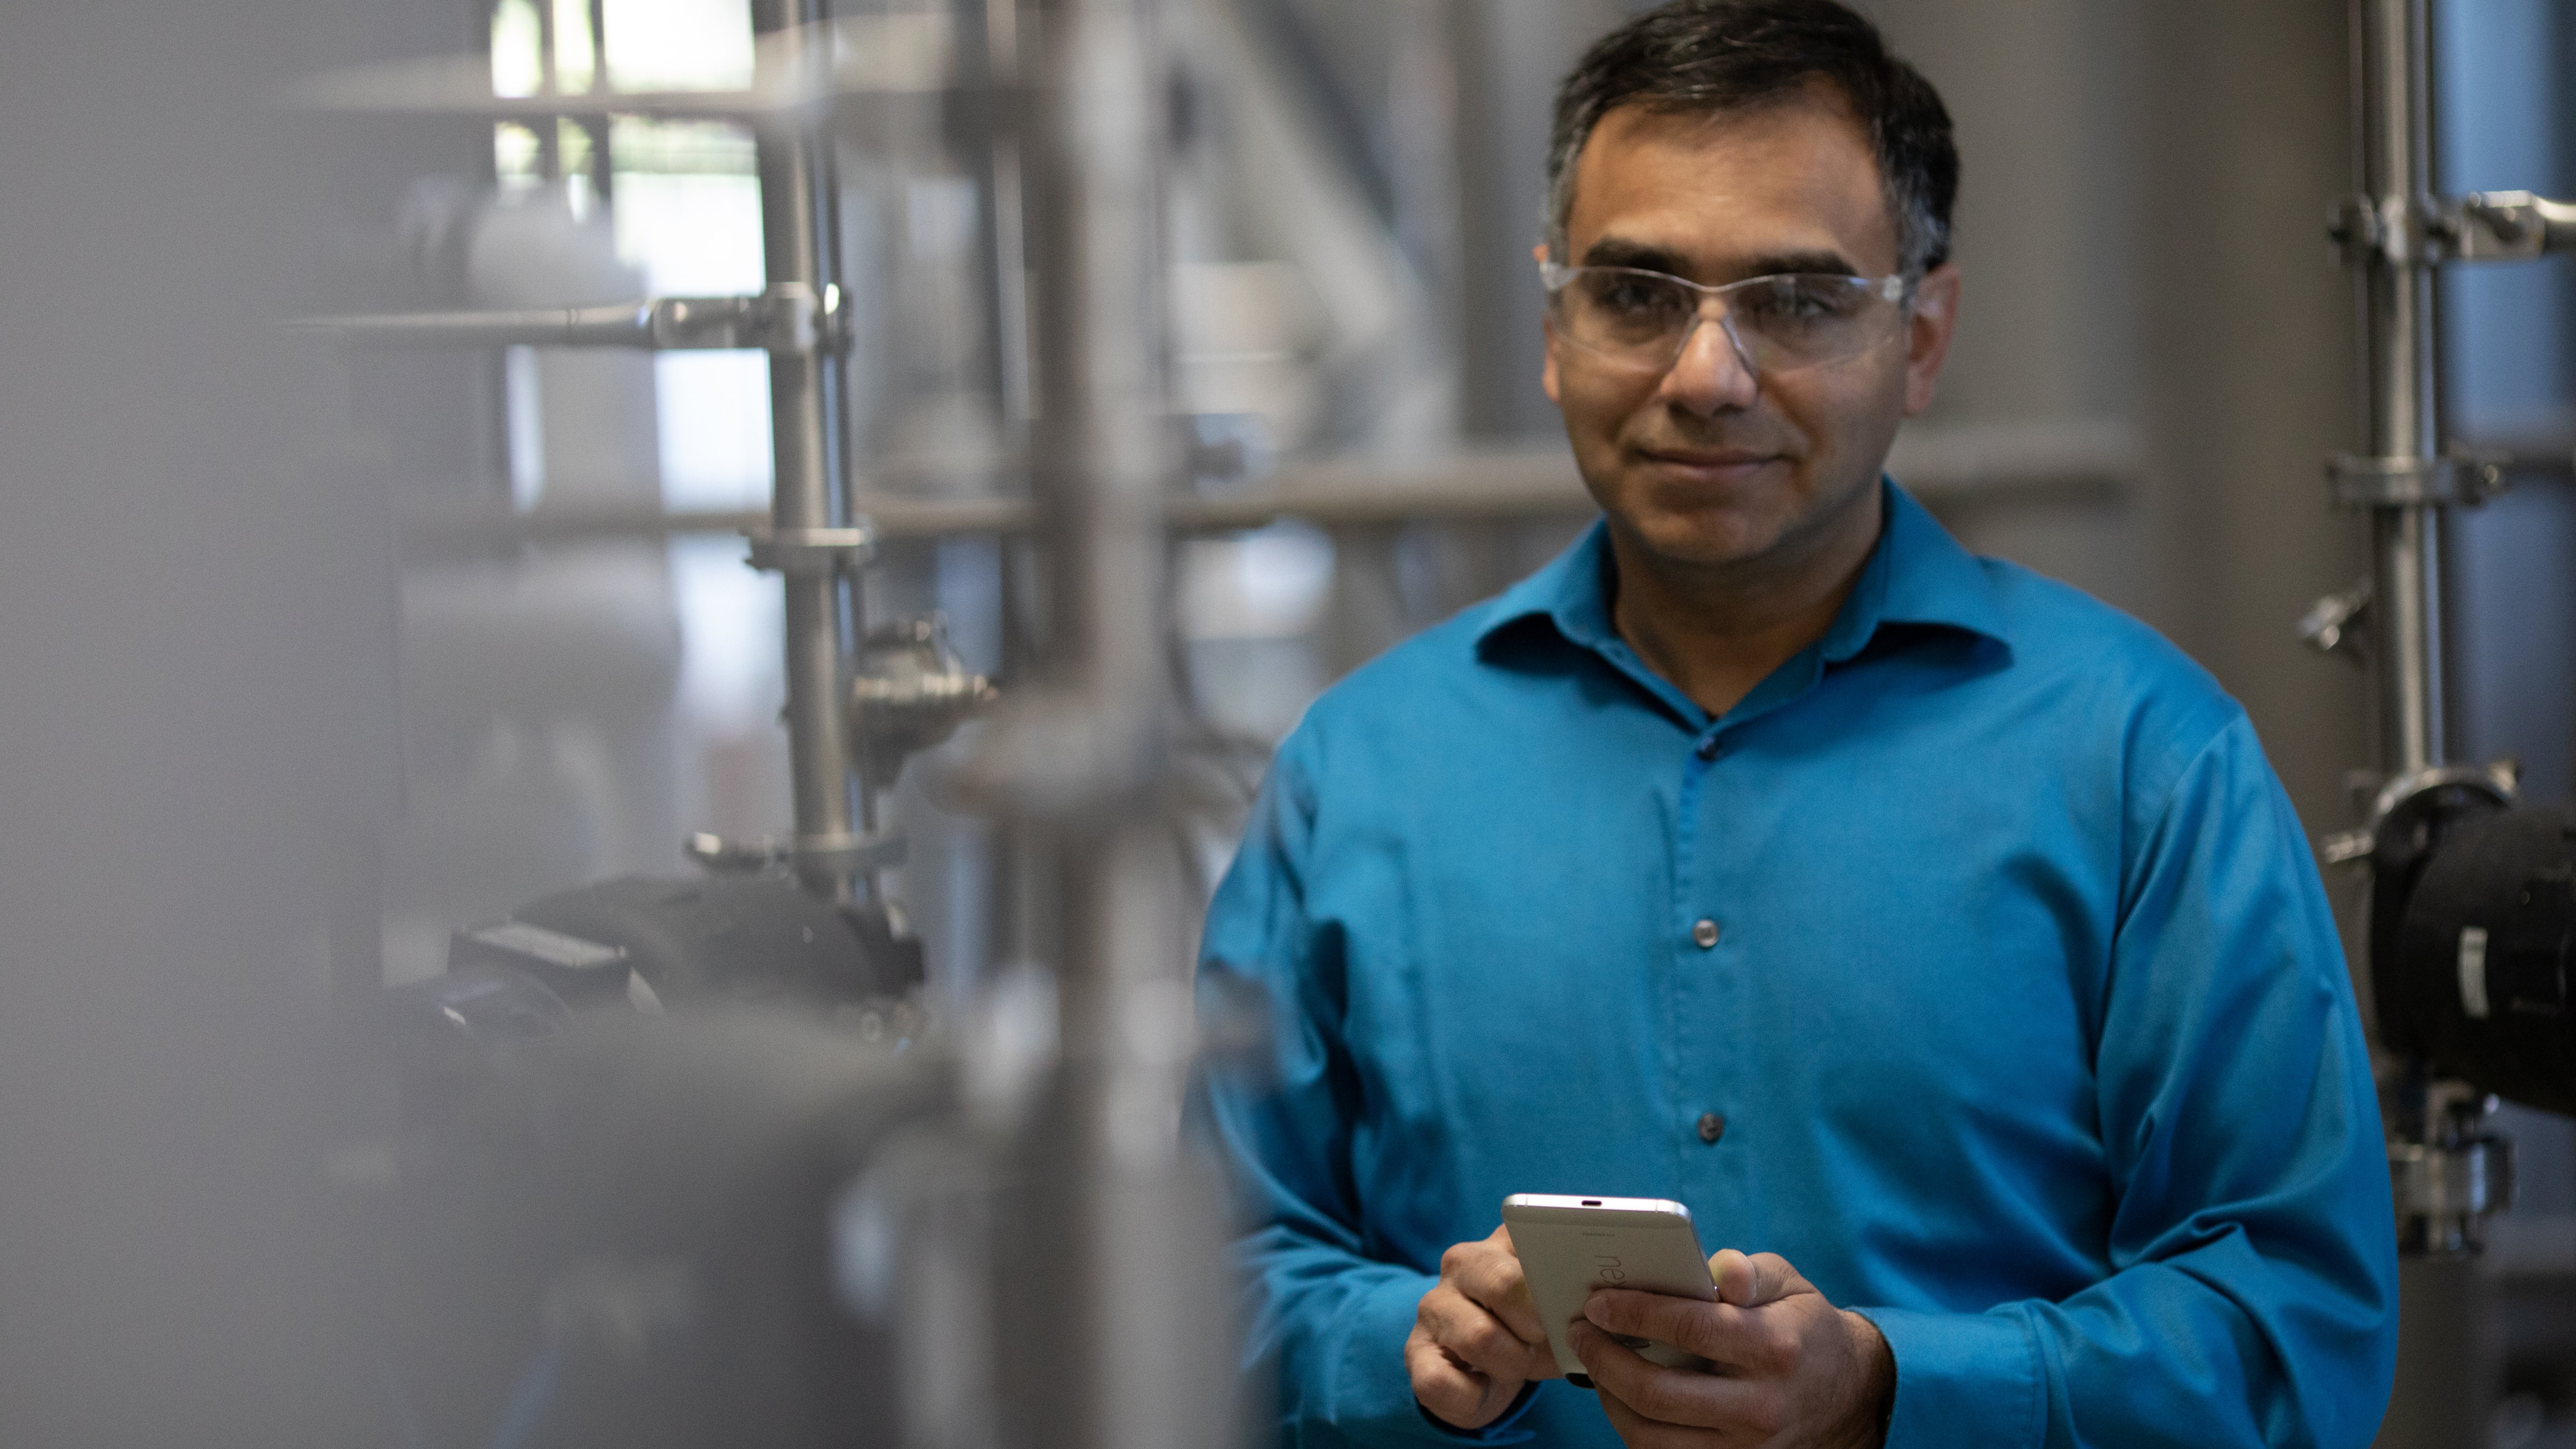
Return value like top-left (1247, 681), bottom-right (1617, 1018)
top-left (1499, 1193), bottom-right (1718, 1386)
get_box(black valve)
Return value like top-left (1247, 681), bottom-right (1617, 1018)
top-left (2379, 804), bottom-right (2576, 1115)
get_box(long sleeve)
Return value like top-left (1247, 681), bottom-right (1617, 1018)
top-left (1193, 731), bottom-right (1541, 1447)
top-left (1858, 715), bottom-right (2399, 1449)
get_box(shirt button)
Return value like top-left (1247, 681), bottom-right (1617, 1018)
top-left (1697, 1112), bottom-right (1728, 1145)
top-left (1691, 918), bottom-right (1721, 949)
top-left (1695, 737), bottom-right (1720, 761)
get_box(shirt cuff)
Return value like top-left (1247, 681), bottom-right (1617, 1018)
top-left (1852, 1306), bottom-right (2042, 1449)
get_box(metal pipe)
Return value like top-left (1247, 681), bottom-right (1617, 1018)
top-left (2355, 0), bottom-right (2448, 775)
top-left (291, 292), bottom-right (825, 352)
top-left (1005, 0), bottom-right (1235, 1442)
top-left (290, 302), bottom-right (657, 348)
top-left (750, 0), bottom-right (866, 899)
top-left (392, 422), bottom-right (2151, 552)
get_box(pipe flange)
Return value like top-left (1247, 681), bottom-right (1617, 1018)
top-left (2389, 1136), bottom-right (2513, 1254)
top-left (2369, 762), bottom-right (2516, 831)
top-left (2329, 763), bottom-right (2519, 877)
top-left (746, 523), bottom-right (877, 576)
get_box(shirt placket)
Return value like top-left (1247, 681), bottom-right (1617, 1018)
top-left (1671, 722), bottom-right (1743, 1216)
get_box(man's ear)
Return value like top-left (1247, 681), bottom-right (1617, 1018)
top-left (1535, 243), bottom-right (1563, 406)
top-left (1901, 262), bottom-right (1961, 418)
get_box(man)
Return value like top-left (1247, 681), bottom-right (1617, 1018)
top-left (1195, 3), bottom-right (2398, 1445)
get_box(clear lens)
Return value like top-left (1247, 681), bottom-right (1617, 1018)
top-left (1544, 265), bottom-right (1905, 375)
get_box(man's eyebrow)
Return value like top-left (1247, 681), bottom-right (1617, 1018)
top-left (1732, 249), bottom-right (1866, 279)
top-left (1579, 238), bottom-right (1690, 273)
top-left (1577, 238), bottom-right (1867, 281)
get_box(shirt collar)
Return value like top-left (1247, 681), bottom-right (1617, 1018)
top-left (1473, 476), bottom-right (2007, 662)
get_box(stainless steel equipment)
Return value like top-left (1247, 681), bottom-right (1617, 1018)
top-left (2310, 3), bottom-right (2576, 1444)
top-left (2318, 0), bottom-right (2576, 1251)
top-left (306, 1), bottom-right (1235, 1442)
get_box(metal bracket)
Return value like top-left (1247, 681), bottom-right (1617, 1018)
top-left (2329, 192), bottom-right (2425, 267)
top-left (2330, 190), bottom-right (2576, 267)
top-left (2296, 578), bottom-right (2372, 666)
top-left (2450, 191), bottom-right (2576, 261)
top-left (645, 282), bottom-right (843, 353)
top-left (683, 828), bottom-right (907, 877)
top-left (745, 522), bottom-right (877, 576)
top-left (2325, 450), bottom-right (2507, 508)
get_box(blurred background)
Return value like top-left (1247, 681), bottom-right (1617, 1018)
top-left (0, 0), bottom-right (2568, 1443)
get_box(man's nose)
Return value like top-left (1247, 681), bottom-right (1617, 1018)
top-left (1657, 310), bottom-right (1759, 414)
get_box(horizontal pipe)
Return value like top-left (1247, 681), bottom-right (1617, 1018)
top-left (290, 303), bottom-right (654, 349)
top-left (393, 423), bottom-right (2148, 553)
top-left (292, 291), bottom-right (820, 353)
top-left (279, 18), bottom-right (956, 119)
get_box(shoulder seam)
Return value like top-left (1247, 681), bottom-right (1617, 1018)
top-left (2117, 707), bottom-right (2256, 929)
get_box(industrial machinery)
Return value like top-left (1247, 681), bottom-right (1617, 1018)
top-left (2303, 1), bottom-right (2575, 1441)
top-left (2307, 0), bottom-right (2576, 1247)
top-left (302, 1), bottom-right (1241, 1444)
top-left (298, 0), bottom-right (2576, 1441)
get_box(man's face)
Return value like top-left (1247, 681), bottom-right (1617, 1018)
top-left (1541, 90), bottom-right (1959, 573)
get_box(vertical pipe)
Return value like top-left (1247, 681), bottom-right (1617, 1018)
top-left (1015, 0), bottom-right (1232, 1444)
top-left (2357, 0), bottom-right (2448, 774)
top-left (750, 0), bottom-right (865, 898)
top-left (534, 0), bottom-right (561, 178)
top-left (2353, 10), bottom-right (2498, 1439)
top-left (585, 0), bottom-right (613, 205)
top-left (971, 0), bottom-right (1039, 978)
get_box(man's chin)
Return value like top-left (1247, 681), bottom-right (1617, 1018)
top-left (1619, 512), bottom-right (1787, 571)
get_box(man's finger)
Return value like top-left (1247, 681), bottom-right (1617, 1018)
top-left (1419, 1283), bottom-right (1548, 1382)
top-left (1581, 1287), bottom-right (1799, 1378)
top-left (1568, 1320), bottom-right (1780, 1435)
top-left (1454, 1239), bottom-right (1549, 1346)
top-left (1707, 1248), bottom-right (1805, 1308)
top-left (1406, 1324), bottom-right (1511, 1430)
top-left (1582, 1285), bottom-right (1741, 1363)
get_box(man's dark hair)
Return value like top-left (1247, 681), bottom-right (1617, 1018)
top-left (1546, 0), bottom-right (1959, 277)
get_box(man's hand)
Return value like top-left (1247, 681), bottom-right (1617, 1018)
top-left (1567, 1249), bottom-right (1894, 1448)
top-left (1406, 1224), bottom-right (1563, 1429)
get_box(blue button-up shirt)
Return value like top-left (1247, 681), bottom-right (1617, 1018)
top-left (1196, 481), bottom-right (2397, 1449)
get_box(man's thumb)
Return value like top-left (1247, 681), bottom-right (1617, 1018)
top-left (1708, 1249), bottom-right (1799, 1307)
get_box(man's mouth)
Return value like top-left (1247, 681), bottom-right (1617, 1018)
top-left (1634, 446), bottom-right (1788, 474)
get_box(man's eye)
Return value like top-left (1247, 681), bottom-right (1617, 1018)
top-left (1741, 278), bottom-right (1859, 325)
top-left (1590, 278), bottom-right (1687, 318)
